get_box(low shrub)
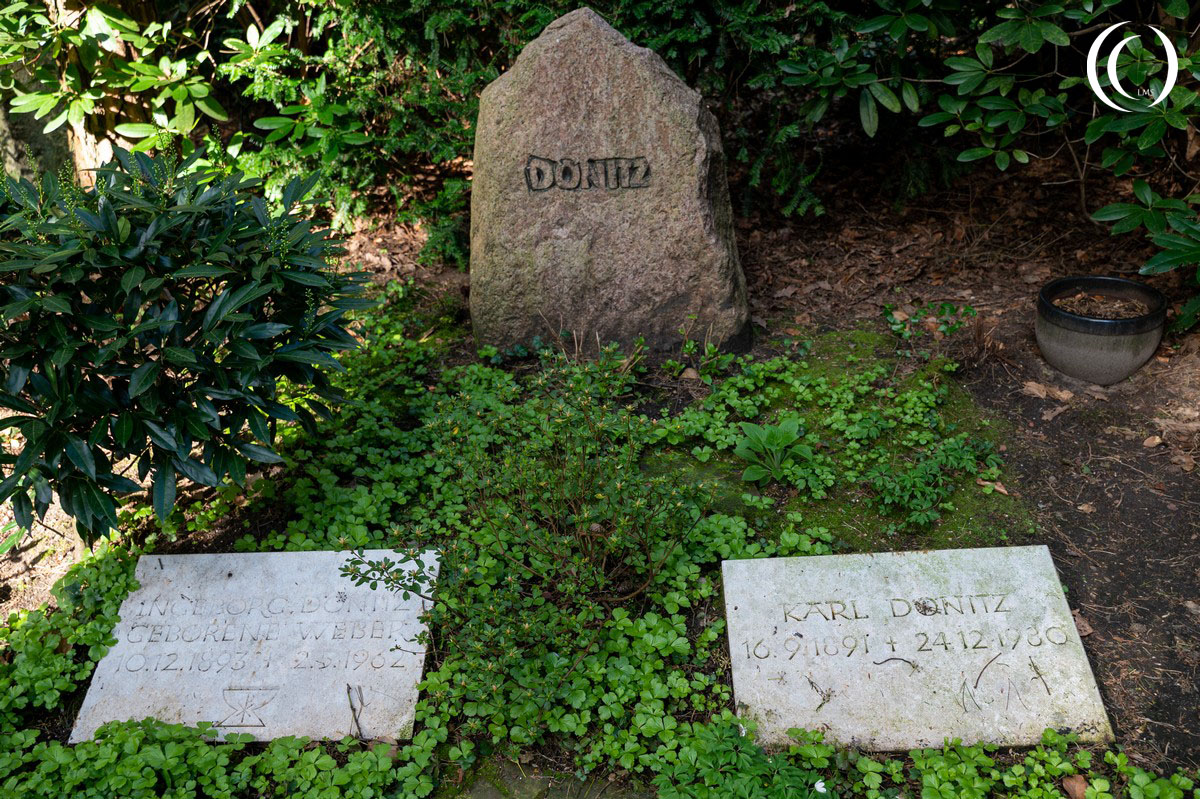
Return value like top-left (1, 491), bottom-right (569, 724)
top-left (0, 150), bottom-right (367, 544)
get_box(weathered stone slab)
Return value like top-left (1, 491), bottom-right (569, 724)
top-left (722, 546), bottom-right (1111, 749)
top-left (71, 550), bottom-right (437, 742)
top-left (469, 7), bottom-right (749, 353)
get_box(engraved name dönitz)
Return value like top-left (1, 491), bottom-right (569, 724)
top-left (524, 155), bottom-right (650, 192)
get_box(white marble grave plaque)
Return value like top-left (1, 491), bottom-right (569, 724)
top-left (723, 546), bottom-right (1111, 749)
top-left (71, 550), bottom-right (437, 742)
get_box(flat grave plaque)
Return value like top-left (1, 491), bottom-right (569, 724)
top-left (723, 545), bottom-right (1111, 749)
top-left (71, 550), bottom-right (437, 742)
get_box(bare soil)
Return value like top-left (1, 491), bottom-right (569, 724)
top-left (1053, 292), bottom-right (1151, 319)
top-left (0, 463), bottom-right (90, 620)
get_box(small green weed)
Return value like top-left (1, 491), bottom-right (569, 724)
top-left (883, 302), bottom-right (976, 360)
top-left (663, 317), bottom-right (738, 383)
top-left (734, 418), bottom-right (812, 486)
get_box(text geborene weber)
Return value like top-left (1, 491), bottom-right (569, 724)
top-left (107, 591), bottom-right (420, 676)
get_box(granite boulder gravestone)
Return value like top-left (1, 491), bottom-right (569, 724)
top-left (469, 7), bottom-right (748, 353)
top-left (71, 550), bottom-right (437, 742)
top-left (722, 546), bottom-right (1112, 749)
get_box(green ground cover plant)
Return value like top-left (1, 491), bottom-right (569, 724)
top-left (0, 287), bottom-right (1196, 796)
top-left (654, 343), bottom-right (1002, 531)
top-left (734, 417), bottom-right (812, 486)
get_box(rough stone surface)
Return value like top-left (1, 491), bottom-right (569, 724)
top-left (469, 7), bottom-right (748, 353)
top-left (462, 760), bottom-right (654, 799)
top-left (71, 550), bottom-right (437, 742)
top-left (722, 546), bottom-right (1112, 750)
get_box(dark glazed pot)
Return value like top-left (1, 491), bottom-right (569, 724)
top-left (1035, 276), bottom-right (1166, 386)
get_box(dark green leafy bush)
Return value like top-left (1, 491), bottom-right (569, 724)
top-left (0, 150), bottom-right (366, 543)
top-left (0, 1), bottom-right (230, 155)
top-left (10, 2), bottom-right (1199, 310)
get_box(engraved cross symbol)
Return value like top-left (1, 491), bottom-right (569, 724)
top-left (216, 686), bottom-right (279, 728)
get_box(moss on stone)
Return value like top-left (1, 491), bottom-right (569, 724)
top-left (641, 448), bottom-right (761, 519)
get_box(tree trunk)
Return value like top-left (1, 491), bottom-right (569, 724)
top-left (0, 105), bottom-right (29, 180)
top-left (65, 123), bottom-right (115, 186)
top-left (42, 0), bottom-right (150, 186)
